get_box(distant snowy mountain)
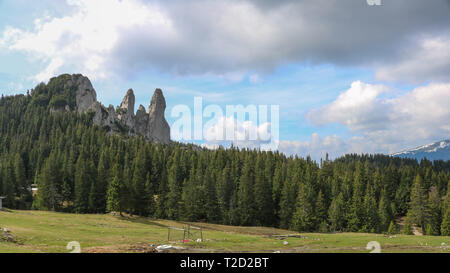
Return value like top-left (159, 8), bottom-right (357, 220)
top-left (392, 139), bottom-right (450, 161)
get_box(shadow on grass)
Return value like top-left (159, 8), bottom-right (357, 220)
top-left (117, 216), bottom-right (169, 228)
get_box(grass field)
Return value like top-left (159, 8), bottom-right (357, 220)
top-left (1, 209), bottom-right (449, 253)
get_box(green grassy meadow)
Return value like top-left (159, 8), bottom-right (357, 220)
top-left (1, 210), bottom-right (449, 253)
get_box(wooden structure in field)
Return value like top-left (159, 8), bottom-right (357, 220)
top-left (0, 196), bottom-right (5, 210)
top-left (167, 225), bottom-right (203, 243)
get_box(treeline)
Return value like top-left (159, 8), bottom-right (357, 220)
top-left (0, 78), bottom-right (449, 236)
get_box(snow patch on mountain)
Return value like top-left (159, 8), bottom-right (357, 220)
top-left (391, 139), bottom-right (450, 161)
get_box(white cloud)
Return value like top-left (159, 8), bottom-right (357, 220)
top-left (0, 0), bottom-right (173, 81)
top-left (1, 0), bottom-right (449, 84)
top-left (307, 81), bottom-right (389, 131)
top-left (305, 81), bottom-right (450, 157)
top-left (375, 35), bottom-right (450, 83)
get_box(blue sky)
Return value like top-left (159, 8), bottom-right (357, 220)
top-left (1, 0), bottom-right (449, 160)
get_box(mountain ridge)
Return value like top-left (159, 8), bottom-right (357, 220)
top-left (48, 73), bottom-right (170, 144)
top-left (391, 139), bottom-right (450, 161)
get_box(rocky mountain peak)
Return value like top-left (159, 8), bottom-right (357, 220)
top-left (147, 88), bottom-right (170, 144)
top-left (148, 88), bottom-right (166, 116)
top-left (137, 104), bottom-right (146, 114)
top-left (56, 74), bottom-right (170, 144)
top-left (69, 74), bottom-right (97, 114)
top-left (119, 88), bottom-right (135, 116)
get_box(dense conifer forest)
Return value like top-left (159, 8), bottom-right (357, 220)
top-left (1, 75), bottom-right (449, 235)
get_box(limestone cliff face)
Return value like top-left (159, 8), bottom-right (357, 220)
top-left (62, 74), bottom-right (170, 144)
top-left (135, 104), bottom-right (149, 136)
top-left (147, 89), bottom-right (170, 143)
top-left (68, 74), bottom-right (97, 114)
top-left (117, 89), bottom-right (136, 131)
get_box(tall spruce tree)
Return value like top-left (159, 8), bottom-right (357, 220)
top-left (291, 183), bottom-right (315, 232)
top-left (167, 158), bottom-right (182, 219)
top-left (204, 167), bottom-right (220, 223)
top-left (441, 208), bottom-right (450, 236)
top-left (254, 154), bottom-right (274, 226)
top-left (315, 190), bottom-right (328, 229)
top-left (328, 193), bottom-right (345, 231)
top-left (279, 171), bottom-right (299, 229)
top-left (378, 191), bottom-right (393, 232)
top-left (238, 155), bottom-right (256, 226)
top-left (74, 154), bottom-right (92, 213)
top-left (427, 186), bottom-right (442, 235)
top-left (407, 174), bottom-right (430, 229)
top-left (106, 163), bottom-right (124, 215)
top-left (362, 183), bottom-right (379, 233)
top-left (35, 153), bottom-right (62, 211)
top-left (132, 149), bottom-right (151, 216)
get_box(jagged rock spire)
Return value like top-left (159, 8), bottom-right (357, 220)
top-left (64, 74), bottom-right (170, 144)
top-left (119, 88), bottom-right (135, 116)
top-left (118, 88), bottom-right (136, 130)
top-left (147, 88), bottom-right (170, 144)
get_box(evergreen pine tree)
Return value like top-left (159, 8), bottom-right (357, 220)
top-left (315, 190), bottom-right (328, 228)
top-left (328, 193), bottom-right (345, 232)
top-left (35, 153), bottom-right (62, 211)
top-left (254, 154), bottom-right (274, 226)
top-left (291, 183), bottom-right (315, 232)
top-left (378, 191), bottom-right (392, 232)
top-left (74, 154), bottom-right (91, 213)
top-left (167, 159), bottom-right (182, 219)
top-left (132, 149), bottom-right (150, 216)
top-left (237, 155), bottom-right (256, 226)
top-left (204, 167), bottom-right (220, 223)
top-left (14, 153), bottom-right (30, 208)
top-left (407, 174), bottom-right (430, 229)
top-left (362, 184), bottom-right (380, 233)
top-left (387, 220), bottom-right (398, 234)
top-left (106, 163), bottom-right (123, 215)
top-left (279, 171), bottom-right (299, 229)
top-left (427, 186), bottom-right (442, 235)
top-left (217, 164), bottom-right (233, 224)
top-left (441, 207), bottom-right (450, 236)
top-left (348, 161), bottom-right (366, 231)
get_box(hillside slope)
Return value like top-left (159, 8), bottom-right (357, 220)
top-left (1, 74), bottom-right (449, 236)
top-left (1, 210), bottom-right (449, 253)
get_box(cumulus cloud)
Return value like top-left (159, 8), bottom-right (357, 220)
top-left (0, 0), bottom-right (173, 81)
top-left (307, 81), bottom-right (389, 131)
top-left (305, 81), bottom-right (450, 157)
top-left (1, 0), bottom-right (449, 83)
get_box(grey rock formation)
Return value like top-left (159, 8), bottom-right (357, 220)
top-left (135, 104), bottom-right (149, 136)
top-left (117, 89), bottom-right (136, 131)
top-left (120, 89), bottom-right (135, 114)
top-left (57, 74), bottom-right (170, 144)
top-left (90, 102), bottom-right (117, 129)
top-left (67, 74), bottom-right (97, 114)
top-left (147, 89), bottom-right (170, 144)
